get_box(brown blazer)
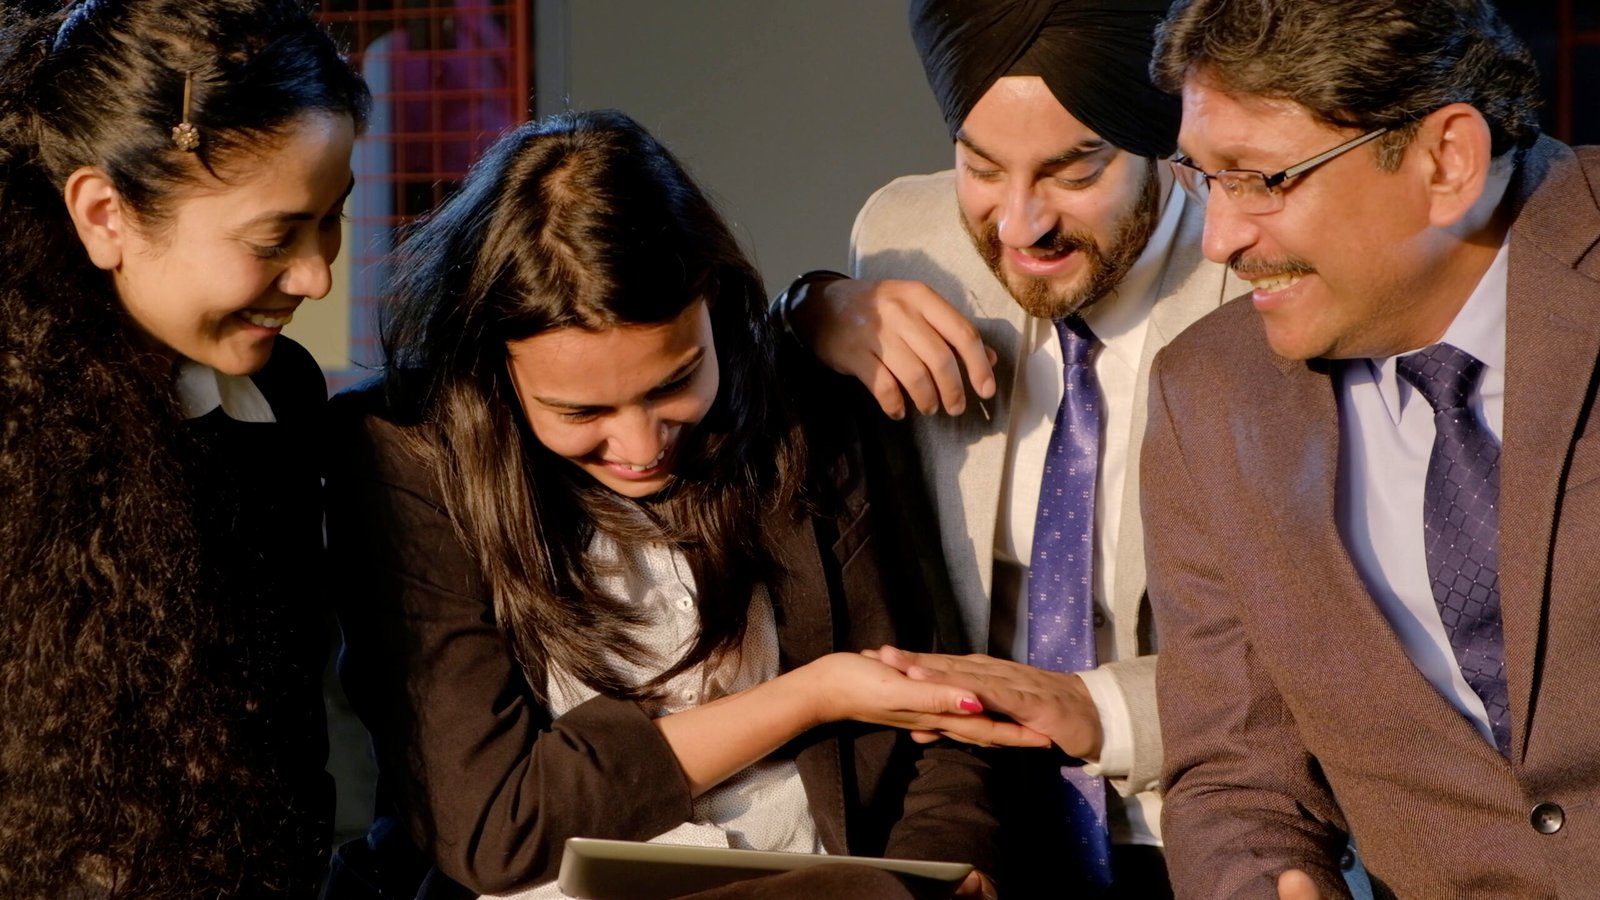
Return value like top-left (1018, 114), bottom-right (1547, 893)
top-left (324, 371), bottom-right (997, 896)
top-left (1143, 137), bottom-right (1600, 899)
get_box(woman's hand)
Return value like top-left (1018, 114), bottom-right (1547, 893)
top-left (804, 652), bottom-right (1051, 748)
top-left (655, 651), bottom-right (1048, 798)
top-left (953, 868), bottom-right (999, 899)
top-left (866, 645), bottom-right (1103, 756)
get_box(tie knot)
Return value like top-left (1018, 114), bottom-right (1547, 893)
top-left (1054, 314), bottom-right (1099, 367)
top-left (1396, 343), bottom-right (1484, 413)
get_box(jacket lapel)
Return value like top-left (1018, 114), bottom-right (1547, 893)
top-left (1254, 351), bottom-right (1507, 754)
top-left (913, 279), bottom-right (1026, 652)
top-left (1113, 195), bottom-right (1240, 655)
top-left (1254, 357), bottom-right (1398, 666)
top-left (1499, 138), bottom-right (1600, 759)
top-left (766, 507), bottom-right (850, 853)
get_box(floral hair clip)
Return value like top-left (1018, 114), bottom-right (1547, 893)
top-left (171, 72), bottom-right (200, 152)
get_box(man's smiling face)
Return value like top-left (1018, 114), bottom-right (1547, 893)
top-left (954, 75), bottom-right (1161, 320)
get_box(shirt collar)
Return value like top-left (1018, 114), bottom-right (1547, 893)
top-left (175, 360), bottom-right (277, 423)
top-left (1357, 238), bottom-right (1510, 423)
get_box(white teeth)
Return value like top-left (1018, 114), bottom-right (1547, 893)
top-left (240, 310), bottom-right (293, 329)
top-left (621, 448), bottom-right (668, 472)
top-left (1249, 273), bottom-right (1304, 293)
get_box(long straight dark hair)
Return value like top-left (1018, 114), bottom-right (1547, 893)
top-left (0, 1), bottom-right (368, 896)
top-left (383, 110), bottom-right (806, 700)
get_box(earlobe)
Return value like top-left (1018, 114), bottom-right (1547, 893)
top-left (64, 166), bottom-right (126, 270)
top-left (1422, 103), bottom-right (1492, 228)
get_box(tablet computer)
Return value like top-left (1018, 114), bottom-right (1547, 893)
top-left (556, 837), bottom-right (972, 899)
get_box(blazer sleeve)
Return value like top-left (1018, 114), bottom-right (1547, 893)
top-left (326, 402), bottom-right (693, 894)
top-left (880, 741), bottom-right (998, 873)
top-left (1142, 351), bottom-right (1352, 899)
top-left (814, 376), bottom-right (1000, 876)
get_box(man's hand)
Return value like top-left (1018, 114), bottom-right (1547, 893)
top-left (1277, 869), bottom-right (1324, 900)
top-left (804, 652), bottom-right (1051, 748)
top-left (788, 277), bottom-right (997, 419)
top-left (868, 646), bottom-right (1103, 758)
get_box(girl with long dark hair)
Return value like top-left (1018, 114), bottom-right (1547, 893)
top-left (327, 110), bottom-right (1020, 899)
top-left (0, 1), bottom-right (368, 896)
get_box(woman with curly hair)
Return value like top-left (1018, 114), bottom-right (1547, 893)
top-left (0, 1), bottom-right (368, 896)
top-left (325, 111), bottom-right (1024, 899)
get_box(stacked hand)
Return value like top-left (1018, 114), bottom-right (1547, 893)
top-left (805, 652), bottom-right (1050, 748)
top-left (863, 646), bottom-right (1102, 758)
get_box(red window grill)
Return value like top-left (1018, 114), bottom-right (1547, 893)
top-left (317, 0), bottom-right (533, 390)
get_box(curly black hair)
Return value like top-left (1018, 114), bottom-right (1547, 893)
top-left (0, 1), bottom-right (367, 896)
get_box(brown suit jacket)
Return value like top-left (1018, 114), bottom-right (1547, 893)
top-left (1143, 136), bottom-right (1600, 899)
top-left (324, 369), bottom-right (997, 896)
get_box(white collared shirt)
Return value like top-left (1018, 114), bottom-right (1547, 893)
top-left (175, 360), bottom-right (276, 423)
top-left (505, 538), bottom-right (819, 900)
top-left (1336, 241), bottom-right (1509, 747)
top-left (989, 182), bottom-right (1187, 847)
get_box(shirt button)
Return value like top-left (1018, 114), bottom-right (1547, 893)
top-left (681, 689), bottom-right (698, 703)
top-left (1530, 802), bottom-right (1565, 834)
top-left (676, 596), bottom-right (694, 611)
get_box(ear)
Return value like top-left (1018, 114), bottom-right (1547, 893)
top-left (1415, 103), bottom-right (1493, 229)
top-left (63, 166), bottom-right (129, 270)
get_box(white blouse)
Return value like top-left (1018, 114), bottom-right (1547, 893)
top-left (493, 536), bottom-right (820, 899)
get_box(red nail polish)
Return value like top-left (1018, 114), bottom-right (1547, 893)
top-left (959, 697), bottom-right (983, 713)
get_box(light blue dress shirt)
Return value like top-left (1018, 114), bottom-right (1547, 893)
top-left (1334, 242), bottom-right (1508, 746)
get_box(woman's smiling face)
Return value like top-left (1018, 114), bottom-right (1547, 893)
top-left (506, 299), bottom-right (721, 499)
top-left (100, 111), bottom-right (355, 375)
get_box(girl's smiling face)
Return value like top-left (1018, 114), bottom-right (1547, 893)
top-left (82, 111), bottom-right (355, 375)
top-left (506, 299), bottom-right (720, 499)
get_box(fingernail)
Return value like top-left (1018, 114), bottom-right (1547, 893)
top-left (959, 697), bottom-right (983, 713)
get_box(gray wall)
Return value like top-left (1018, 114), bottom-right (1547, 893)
top-left (536, 1), bottom-right (954, 294)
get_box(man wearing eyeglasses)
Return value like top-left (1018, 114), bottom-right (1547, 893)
top-left (1142, 0), bottom-right (1600, 896)
top-left (772, 0), bottom-right (1254, 895)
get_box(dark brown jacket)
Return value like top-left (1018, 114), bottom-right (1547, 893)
top-left (1144, 137), bottom-right (1600, 899)
top-left (324, 373), bottom-right (997, 897)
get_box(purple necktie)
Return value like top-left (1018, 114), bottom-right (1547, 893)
top-left (1027, 314), bottom-right (1111, 887)
top-left (1396, 344), bottom-right (1510, 755)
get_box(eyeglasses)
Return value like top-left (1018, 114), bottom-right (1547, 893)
top-left (1170, 127), bottom-right (1390, 214)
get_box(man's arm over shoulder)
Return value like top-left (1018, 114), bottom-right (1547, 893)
top-left (780, 172), bottom-right (998, 419)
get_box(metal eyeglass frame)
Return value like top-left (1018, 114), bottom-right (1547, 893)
top-left (1170, 126), bottom-right (1391, 214)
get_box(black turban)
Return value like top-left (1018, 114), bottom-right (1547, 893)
top-left (910, 0), bottom-right (1180, 159)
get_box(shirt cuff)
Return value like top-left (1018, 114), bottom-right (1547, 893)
top-left (1075, 666), bottom-right (1133, 778)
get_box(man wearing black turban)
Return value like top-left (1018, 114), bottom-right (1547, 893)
top-left (769, 0), bottom-right (1236, 896)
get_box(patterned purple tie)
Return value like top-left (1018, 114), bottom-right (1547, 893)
top-left (1396, 344), bottom-right (1510, 755)
top-left (1027, 314), bottom-right (1111, 887)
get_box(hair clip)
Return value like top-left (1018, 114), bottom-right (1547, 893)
top-left (171, 72), bottom-right (200, 152)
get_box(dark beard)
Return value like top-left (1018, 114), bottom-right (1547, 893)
top-left (965, 157), bottom-right (1162, 320)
